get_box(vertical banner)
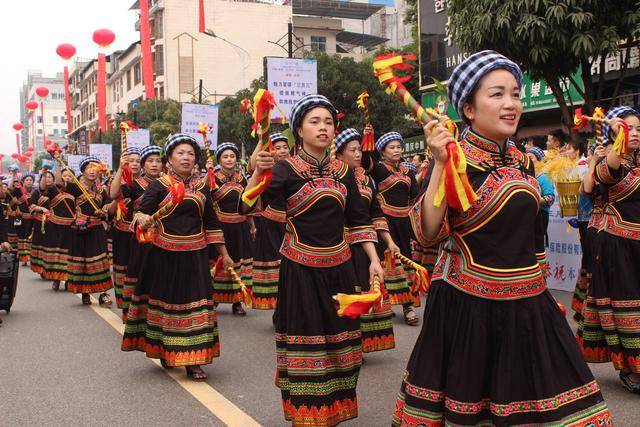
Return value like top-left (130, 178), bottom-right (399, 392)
top-left (127, 129), bottom-right (151, 150)
top-left (199, 0), bottom-right (206, 33)
top-left (97, 53), bottom-right (107, 133)
top-left (265, 57), bottom-right (317, 121)
top-left (139, 0), bottom-right (156, 99)
top-left (181, 103), bottom-right (219, 147)
top-left (545, 198), bottom-right (582, 292)
top-left (63, 65), bottom-right (72, 133)
top-left (89, 144), bottom-right (114, 170)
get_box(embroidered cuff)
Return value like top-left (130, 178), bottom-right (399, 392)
top-left (372, 216), bottom-right (389, 233)
top-left (595, 160), bottom-right (622, 185)
top-left (410, 193), bottom-right (450, 247)
top-left (205, 229), bottom-right (225, 244)
top-left (347, 225), bottom-right (378, 245)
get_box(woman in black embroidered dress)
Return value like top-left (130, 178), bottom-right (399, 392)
top-left (336, 127), bottom-right (396, 354)
top-left (57, 156), bottom-right (113, 306)
top-left (392, 50), bottom-right (611, 426)
top-left (28, 175), bottom-right (51, 279)
top-left (122, 134), bottom-right (232, 382)
top-left (10, 173), bottom-right (36, 266)
top-left (241, 95), bottom-right (384, 426)
top-left (120, 145), bottom-right (163, 322)
top-left (109, 148), bottom-right (142, 309)
top-left (210, 142), bottom-right (253, 316)
top-left (369, 132), bottom-right (420, 325)
top-left (576, 106), bottom-right (640, 393)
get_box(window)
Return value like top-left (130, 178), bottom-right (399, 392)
top-left (154, 45), bottom-right (164, 76)
top-left (61, 116), bottom-right (66, 123)
top-left (310, 36), bottom-right (327, 52)
top-left (37, 129), bottom-right (42, 135)
top-left (126, 70), bottom-right (132, 91)
top-left (53, 116), bottom-right (59, 124)
top-left (37, 116), bottom-right (42, 124)
top-left (134, 63), bottom-right (141, 85)
top-left (53, 129), bottom-right (58, 135)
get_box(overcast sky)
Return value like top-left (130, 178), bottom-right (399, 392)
top-left (0, 0), bottom-right (138, 156)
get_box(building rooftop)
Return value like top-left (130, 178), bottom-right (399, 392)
top-left (337, 30), bottom-right (387, 48)
top-left (293, 0), bottom-right (385, 20)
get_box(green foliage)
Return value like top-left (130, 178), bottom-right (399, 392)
top-left (124, 99), bottom-right (181, 146)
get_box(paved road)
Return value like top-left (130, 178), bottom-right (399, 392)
top-left (1, 266), bottom-right (638, 426)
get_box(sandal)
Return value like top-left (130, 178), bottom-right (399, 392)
top-left (98, 293), bottom-right (112, 306)
top-left (403, 307), bottom-right (419, 326)
top-left (160, 360), bottom-right (174, 370)
top-left (186, 365), bottom-right (207, 381)
top-left (51, 281), bottom-right (60, 292)
top-left (232, 302), bottom-right (246, 316)
top-left (620, 370), bottom-right (640, 394)
top-left (81, 293), bottom-right (91, 305)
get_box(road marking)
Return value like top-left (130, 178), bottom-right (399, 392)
top-left (78, 294), bottom-right (261, 427)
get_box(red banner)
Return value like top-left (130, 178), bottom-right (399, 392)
top-left (199, 0), bottom-right (205, 33)
top-left (97, 53), bottom-right (107, 133)
top-left (40, 102), bottom-right (46, 147)
top-left (139, 0), bottom-right (156, 99)
top-left (63, 65), bottom-right (72, 133)
top-left (15, 133), bottom-right (20, 155)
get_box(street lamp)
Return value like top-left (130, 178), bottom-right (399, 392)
top-left (204, 29), bottom-right (251, 89)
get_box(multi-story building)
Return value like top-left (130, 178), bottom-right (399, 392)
top-left (130, 0), bottom-right (293, 103)
top-left (108, 41), bottom-right (145, 117)
top-left (18, 71), bottom-right (68, 153)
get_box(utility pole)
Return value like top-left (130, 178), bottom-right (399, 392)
top-left (288, 22), bottom-right (293, 58)
top-left (198, 79), bottom-right (204, 104)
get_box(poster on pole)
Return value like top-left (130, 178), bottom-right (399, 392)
top-left (265, 57), bottom-right (317, 121)
top-left (127, 129), bottom-right (151, 150)
top-left (545, 198), bottom-right (582, 292)
top-left (89, 144), bottom-right (113, 170)
top-left (181, 103), bottom-right (219, 148)
top-left (66, 154), bottom-right (84, 174)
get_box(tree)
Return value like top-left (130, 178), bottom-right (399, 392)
top-left (124, 98), bottom-right (181, 146)
top-left (447, 0), bottom-right (640, 134)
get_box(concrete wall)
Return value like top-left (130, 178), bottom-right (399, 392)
top-left (162, 0), bottom-right (293, 102)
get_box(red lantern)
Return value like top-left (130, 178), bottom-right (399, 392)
top-left (93, 29), bottom-right (116, 48)
top-left (24, 152), bottom-right (32, 158)
top-left (26, 146), bottom-right (34, 152)
top-left (26, 101), bottom-right (38, 111)
top-left (56, 43), bottom-right (76, 60)
top-left (13, 123), bottom-right (23, 131)
top-left (36, 87), bottom-right (49, 98)
top-left (11, 154), bottom-right (18, 159)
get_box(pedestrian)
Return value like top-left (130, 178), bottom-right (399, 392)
top-left (336, 127), bottom-right (396, 354)
top-left (370, 131), bottom-right (420, 325)
top-left (121, 145), bottom-right (163, 322)
top-left (576, 106), bottom-right (640, 393)
top-left (28, 173), bottom-right (51, 278)
top-left (109, 147), bottom-right (142, 309)
top-left (392, 50), bottom-right (612, 426)
top-left (210, 141), bottom-right (253, 315)
top-left (241, 94), bottom-right (384, 426)
top-left (58, 155), bottom-right (113, 306)
top-left (526, 146), bottom-right (555, 246)
top-left (122, 133), bottom-right (233, 381)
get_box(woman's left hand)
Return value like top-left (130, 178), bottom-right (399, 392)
top-left (222, 254), bottom-right (234, 269)
top-left (369, 259), bottom-right (385, 285)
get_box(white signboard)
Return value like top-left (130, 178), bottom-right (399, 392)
top-left (127, 129), bottom-right (150, 150)
top-left (66, 155), bottom-right (84, 174)
top-left (266, 57), bottom-right (318, 120)
top-left (89, 144), bottom-right (113, 171)
top-left (545, 198), bottom-right (582, 292)
top-left (181, 103), bottom-right (219, 148)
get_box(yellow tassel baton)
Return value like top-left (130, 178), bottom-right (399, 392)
top-left (333, 275), bottom-right (384, 319)
top-left (227, 266), bottom-right (253, 307)
top-left (372, 54), bottom-right (477, 212)
top-left (357, 91), bottom-right (376, 152)
top-left (135, 175), bottom-right (185, 243)
top-left (197, 122), bottom-right (218, 191)
top-left (393, 252), bottom-right (430, 295)
top-left (573, 107), bottom-right (629, 155)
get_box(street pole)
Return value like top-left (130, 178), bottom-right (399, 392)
top-left (198, 79), bottom-right (203, 103)
top-left (288, 22), bottom-right (293, 58)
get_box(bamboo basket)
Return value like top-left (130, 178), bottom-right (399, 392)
top-left (556, 180), bottom-right (581, 217)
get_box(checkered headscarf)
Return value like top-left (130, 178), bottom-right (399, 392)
top-left (164, 133), bottom-right (201, 161)
top-left (125, 147), bottom-right (141, 156)
top-left (602, 106), bottom-right (639, 145)
top-left (79, 155), bottom-right (101, 172)
top-left (335, 128), bottom-right (361, 153)
top-left (448, 50), bottom-right (524, 120)
top-left (401, 161), bottom-right (416, 173)
top-left (376, 132), bottom-right (403, 153)
top-left (289, 94), bottom-right (337, 143)
top-left (215, 142), bottom-right (239, 160)
top-left (140, 145), bottom-right (162, 165)
top-left (526, 146), bottom-right (545, 161)
top-left (270, 132), bottom-right (288, 144)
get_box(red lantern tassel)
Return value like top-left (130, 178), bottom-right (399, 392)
top-left (139, 0), bottom-right (156, 99)
top-left (208, 168), bottom-right (218, 191)
top-left (198, 0), bottom-right (206, 33)
top-left (122, 164), bottom-right (133, 185)
top-left (361, 132), bottom-right (375, 152)
top-left (97, 53), bottom-right (107, 133)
